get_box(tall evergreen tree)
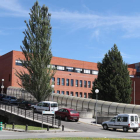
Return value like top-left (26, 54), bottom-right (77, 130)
top-left (16, 1), bottom-right (55, 102)
top-left (92, 44), bottom-right (132, 103)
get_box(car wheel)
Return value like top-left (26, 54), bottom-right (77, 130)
top-left (113, 128), bottom-right (116, 131)
top-left (133, 129), bottom-right (138, 132)
top-left (103, 124), bottom-right (108, 130)
top-left (123, 127), bottom-right (128, 132)
top-left (65, 116), bottom-right (68, 121)
top-left (24, 106), bottom-right (27, 110)
top-left (75, 119), bottom-right (79, 122)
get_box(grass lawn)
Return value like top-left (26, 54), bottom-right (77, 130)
top-left (4, 138), bottom-right (140, 140)
top-left (3, 124), bottom-right (57, 130)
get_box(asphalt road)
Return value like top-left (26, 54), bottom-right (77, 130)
top-left (61, 120), bottom-right (100, 132)
top-left (1, 127), bottom-right (140, 139)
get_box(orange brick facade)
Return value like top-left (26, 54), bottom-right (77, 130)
top-left (0, 50), bottom-right (140, 104)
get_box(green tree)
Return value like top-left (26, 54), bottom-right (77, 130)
top-left (92, 44), bottom-right (132, 103)
top-left (16, 1), bottom-right (55, 102)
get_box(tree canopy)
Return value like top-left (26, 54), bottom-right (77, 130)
top-left (92, 44), bottom-right (132, 103)
top-left (16, 1), bottom-right (55, 102)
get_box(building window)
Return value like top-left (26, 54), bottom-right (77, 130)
top-left (88, 93), bottom-right (92, 98)
top-left (47, 64), bottom-right (55, 69)
top-left (75, 68), bottom-right (82, 73)
top-left (61, 91), bottom-right (65, 95)
top-left (75, 80), bottom-right (78, 87)
top-left (129, 75), bottom-right (134, 78)
top-left (71, 79), bottom-right (74, 86)
top-left (57, 78), bottom-right (60, 85)
top-left (62, 78), bottom-right (65, 86)
top-left (71, 92), bottom-right (73, 96)
top-left (88, 81), bottom-right (91, 88)
top-left (66, 67), bottom-right (73, 72)
top-left (84, 69), bottom-right (90, 74)
top-left (66, 91), bottom-right (69, 95)
top-left (80, 80), bottom-right (82, 87)
top-left (92, 70), bottom-right (98, 75)
top-left (52, 77), bottom-right (55, 85)
top-left (84, 81), bottom-right (87, 87)
top-left (57, 66), bottom-right (65, 70)
top-left (80, 92), bottom-right (82, 97)
top-left (57, 90), bottom-right (60, 94)
top-left (75, 92), bottom-right (78, 97)
top-left (66, 79), bottom-right (69, 86)
top-left (15, 60), bottom-right (22, 66)
top-left (84, 93), bottom-right (87, 98)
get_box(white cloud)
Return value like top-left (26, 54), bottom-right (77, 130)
top-left (1, 1), bottom-right (140, 38)
top-left (0, 0), bottom-right (28, 17)
top-left (51, 10), bottom-right (140, 38)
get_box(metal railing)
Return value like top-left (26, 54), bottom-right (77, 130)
top-left (0, 103), bottom-right (61, 128)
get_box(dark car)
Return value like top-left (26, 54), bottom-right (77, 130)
top-left (2, 95), bottom-right (17, 104)
top-left (0, 94), bottom-right (6, 101)
top-left (55, 108), bottom-right (79, 122)
top-left (18, 100), bottom-right (33, 109)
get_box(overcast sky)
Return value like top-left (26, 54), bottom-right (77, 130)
top-left (0, 0), bottom-right (140, 64)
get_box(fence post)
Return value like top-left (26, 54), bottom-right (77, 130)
top-left (62, 125), bottom-right (64, 131)
top-left (11, 105), bottom-right (12, 113)
top-left (47, 125), bottom-right (49, 131)
top-left (33, 110), bottom-right (34, 121)
top-left (25, 109), bottom-right (26, 118)
top-left (17, 107), bottom-right (19, 115)
top-left (12, 123), bottom-right (14, 130)
top-left (25, 124), bottom-right (28, 131)
top-left (58, 116), bottom-right (61, 128)
top-left (5, 104), bottom-right (6, 111)
top-left (4, 123), bottom-right (6, 129)
top-left (52, 116), bottom-right (54, 127)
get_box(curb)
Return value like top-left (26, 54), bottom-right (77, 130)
top-left (2, 128), bottom-right (81, 133)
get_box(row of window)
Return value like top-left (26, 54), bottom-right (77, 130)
top-left (15, 60), bottom-right (98, 75)
top-left (54, 90), bottom-right (90, 98)
top-left (52, 77), bottom-right (92, 88)
top-left (51, 65), bottom-right (98, 75)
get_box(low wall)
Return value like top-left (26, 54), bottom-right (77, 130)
top-left (97, 117), bottom-right (112, 124)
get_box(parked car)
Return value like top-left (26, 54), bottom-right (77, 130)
top-left (102, 114), bottom-right (140, 132)
top-left (18, 100), bottom-right (33, 109)
top-left (2, 96), bottom-right (17, 104)
top-left (33, 101), bottom-right (58, 114)
top-left (55, 108), bottom-right (79, 122)
top-left (0, 94), bottom-right (6, 101)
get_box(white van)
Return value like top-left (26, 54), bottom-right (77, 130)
top-left (102, 114), bottom-right (140, 132)
top-left (33, 101), bottom-right (58, 114)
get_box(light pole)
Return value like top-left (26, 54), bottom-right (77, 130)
top-left (95, 89), bottom-right (99, 124)
top-left (1, 79), bottom-right (4, 94)
top-left (51, 85), bottom-right (55, 101)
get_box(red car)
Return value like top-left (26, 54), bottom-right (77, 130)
top-left (55, 108), bottom-right (79, 122)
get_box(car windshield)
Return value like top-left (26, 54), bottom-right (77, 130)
top-left (51, 103), bottom-right (58, 107)
top-left (70, 110), bottom-right (78, 114)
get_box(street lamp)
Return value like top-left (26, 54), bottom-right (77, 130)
top-left (1, 79), bottom-right (4, 94)
top-left (51, 85), bottom-right (55, 101)
top-left (95, 89), bottom-right (99, 124)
